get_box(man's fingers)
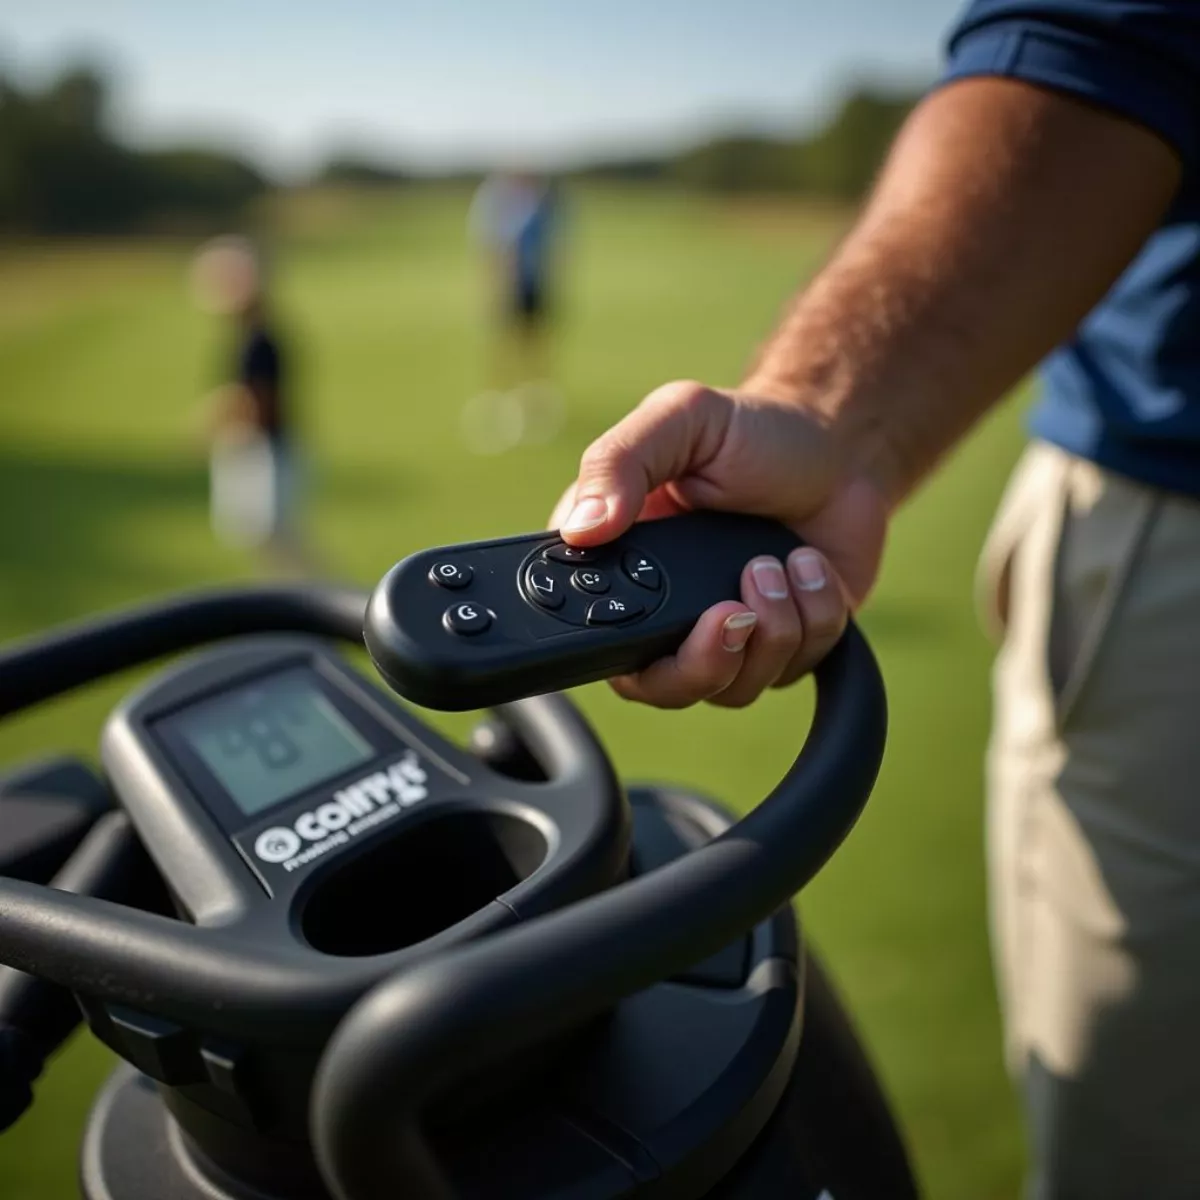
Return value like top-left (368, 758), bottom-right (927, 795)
top-left (559, 382), bottom-right (732, 546)
top-left (548, 482), bottom-right (577, 531)
top-left (590, 543), bottom-right (847, 708)
top-left (606, 548), bottom-right (848, 708)
top-left (549, 481), bottom-right (685, 534)
top-left (608, 601), bottom-right (755, 708)
top-left (772, 548), bottom-right (851, 689)
top-left (708, 556), bottom-right (804, 708)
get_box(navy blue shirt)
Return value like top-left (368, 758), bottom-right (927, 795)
top-left (237, 326), bottom-right (285, 439)
top-left (943, 2), bottom-right (1200, 497)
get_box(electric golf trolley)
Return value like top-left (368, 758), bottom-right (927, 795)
top-left (0, 513), bottom-right (918, 1198)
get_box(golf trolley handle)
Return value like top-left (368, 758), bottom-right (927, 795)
top-left (312, 621), bottom-right (887, 1200)
top-left (0, 584), bottom-right (368, 719)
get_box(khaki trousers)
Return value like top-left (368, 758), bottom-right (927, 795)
top-left (980, 441), bottom-right (1200, 1199)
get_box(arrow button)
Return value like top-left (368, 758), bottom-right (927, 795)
top-left (622, 551), bottom-right (661, 591)
top-left (526, 566), bottom-right (566, 610)
top-left (587, 596), bottom-right (645, 625)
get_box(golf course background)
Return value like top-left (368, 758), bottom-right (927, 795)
top-left (0, 185), bottom-right (1026, 1198)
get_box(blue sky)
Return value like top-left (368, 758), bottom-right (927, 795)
top-left (0, 1), bottom-right (963, 178)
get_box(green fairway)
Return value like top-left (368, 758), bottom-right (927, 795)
top-left (0, 185), bottom-right (1026, 1198)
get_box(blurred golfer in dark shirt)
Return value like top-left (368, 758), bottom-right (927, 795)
top-left (191, 236), bottom-right (311, 576)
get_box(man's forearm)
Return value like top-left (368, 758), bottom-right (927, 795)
top-left (743, 77), bottom-right (1181, 506)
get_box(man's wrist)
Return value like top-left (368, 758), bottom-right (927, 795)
top-left (739, 370), bottom-right (908, 509)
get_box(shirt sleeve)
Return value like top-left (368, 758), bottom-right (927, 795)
top-left (941, 1), bottom-right (1200, 167)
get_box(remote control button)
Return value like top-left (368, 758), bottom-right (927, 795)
top-left (429, 561), bottom-right (473, 589)
top-left (544, 542), bottom-right (599, 565)
top-left (572, 568), bottom-right (610, 595)
top-left (444, 602), bottom-right (492, 635)
top-left (526, 567), bottom-right (566, 610)
top-left (587, 596), bottom-right (644, 625)
top-left (622, 552), bottom-right (661, 591)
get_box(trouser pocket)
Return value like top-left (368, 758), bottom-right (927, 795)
top-left (976, 443), bottom-right (1064, 645)
top-left (1048, 463), bottom-right (1160, 728)
top-left (978, 441), bottom-right (1160, 727)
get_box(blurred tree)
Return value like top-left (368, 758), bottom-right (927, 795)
top-left (41, 66), bottom-right (107, 133)
top-left (0, 58), bottom-right (926, 236)
top-left (144, 149), bottom-right (267, 226)
top-left (663, 83), bottom-right (924, 198)
top-left (671, 135), bottom-right (809, 193)
top-left (799, 86), bottom-right (916, 198)
top-left (0, 75), bottom-right (32, 228)
top-left (0, 61), bottom-right (269, 236)
top-left (573, 155), bottom-right (669, 184)
top-left (313, 155), bottom-right (408, 188)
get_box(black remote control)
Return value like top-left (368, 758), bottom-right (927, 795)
top-left (364, 511), bottom-right (804, 710)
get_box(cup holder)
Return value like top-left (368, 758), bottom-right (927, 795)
top-left (301, 809), bottom-right (548, 957)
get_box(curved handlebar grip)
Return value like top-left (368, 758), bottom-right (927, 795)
top-left (0, 810), bottom-right (164, 1131)
top-left (312, 621), bottom-right (887, 1200)
top-left (0, 584), bottom-right (368, 719)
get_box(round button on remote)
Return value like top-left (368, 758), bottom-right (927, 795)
top-left (444, 602), bottom-right (492, 635)
top-left (572, 568), bottom-right (610, 595)
top-left (429, 561), bottom-right (473, 589)
top-left (544, 543), bottom-right (598, 565)
top-left (526, 566), bottom-right (566, 610)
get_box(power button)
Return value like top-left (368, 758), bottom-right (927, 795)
top-left (429, 561), bottom-right (473, 589)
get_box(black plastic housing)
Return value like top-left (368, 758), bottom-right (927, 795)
top-left (365, 513), bottom-right (807, 710)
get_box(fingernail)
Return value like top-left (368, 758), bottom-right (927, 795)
top-left (562, 496), bottom-right (608, 533)
top-left (751, 557), bottom-right (789, 600)
top-left (722, 611), bottom-right (757, 652)
top-left (790, 549), bottom-right (826, 591)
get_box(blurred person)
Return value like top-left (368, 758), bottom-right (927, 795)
top-left (191, 235), bottom-right (312, 577)
top-left (548, 4), bottom-right (1200, 1196)
top-left (463, 170), bottom-right (565, 453)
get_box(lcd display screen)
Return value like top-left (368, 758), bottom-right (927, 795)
top-left (164, 668), bottom-right (374, 816)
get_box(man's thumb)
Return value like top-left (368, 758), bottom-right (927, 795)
top-left (557, 382), bottom-right (727, 545)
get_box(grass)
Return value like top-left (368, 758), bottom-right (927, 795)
top-left (0, 184), bottom-right (1026, 1198)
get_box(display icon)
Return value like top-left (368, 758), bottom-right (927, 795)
top-left (254, 827), bottom-right (302, 864)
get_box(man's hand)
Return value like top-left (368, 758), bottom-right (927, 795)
top-left (549, 77), bottom-right (1180, 710)
top-left (549, 380), bottom-right (888, 708)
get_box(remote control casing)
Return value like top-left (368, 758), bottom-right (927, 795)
top-left (365, 512), bottom-right (804, 710)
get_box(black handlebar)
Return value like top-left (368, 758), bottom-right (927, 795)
top-left (311, 621), bottom-right (887, 1200)
top-left (0, 584), bottom-right (367, 720)
top-left (0, 810), bottom-right (160, 1130)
